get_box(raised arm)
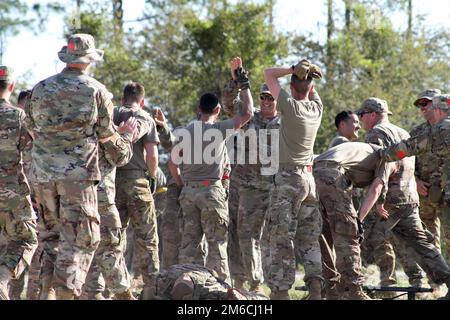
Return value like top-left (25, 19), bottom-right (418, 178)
top-left (230, 57), bottom-right (253, 129)
top-left (263, 67), bottom-right (292, 100)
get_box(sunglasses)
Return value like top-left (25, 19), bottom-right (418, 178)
top-left (260, 94), bottom-right (274, 101)
top-left (416, 100), bottom-right (430, 108)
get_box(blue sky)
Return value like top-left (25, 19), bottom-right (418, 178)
top-left (3, 0), bottom-right (449, 87)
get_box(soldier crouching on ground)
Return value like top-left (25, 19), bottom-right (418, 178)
top-left (146, 264), bottom-right (266, 300)
top-left (0, 65), bottom-right (38, 300)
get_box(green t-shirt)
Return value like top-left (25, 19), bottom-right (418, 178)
top-left (277, 88), bottom-right (323, 165)
top-left (175, 119), bottom-right (235, 181)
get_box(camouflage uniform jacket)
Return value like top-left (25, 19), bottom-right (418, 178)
top-left (409, 121), bottom-right (443, 187)
top-left (366, 119), bottom-right (419, 205)
top-left (0, 98), bottom-right (33, 200)
top-left (25, 67), bottom-right (117, 182)
top-left (382, 116), bottom-right (450, 198)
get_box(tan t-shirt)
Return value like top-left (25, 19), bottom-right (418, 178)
top-left (114, 104), bottom-right (160, 172)
top-left (176, 119), bottom-right (235, 181)
top-left (314, 142), bottom-right (392, 188)
top-left (277, 88), bottom-right (323, 165)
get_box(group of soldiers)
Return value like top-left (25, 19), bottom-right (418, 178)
top-left (0, 33), bottom-right (449, 300)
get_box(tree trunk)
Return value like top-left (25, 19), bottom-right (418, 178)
top-left (112, 0), bottom-right (124, 44)
top-left (344, 0), bottom-right (352, 30)
top-left (407, 0), bottom-right (412, 39)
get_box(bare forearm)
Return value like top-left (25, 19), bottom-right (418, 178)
top-left (359, 179), bottom-right (384, 221)
top-left (168, 158), bottom-right (183, 186)
top-left (146, 154), bottom-right (158, 177)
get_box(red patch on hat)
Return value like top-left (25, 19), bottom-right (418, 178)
top-left (0, 69), bottom-right (6, 77)
top-left (447, 98), bottom-right (450, 106)
top-left (202, 180), bottom-right (210, 187)
top-left (68, 42), bottom-right (76, 51)
top-left (395, 150), bottom-right (406, 159)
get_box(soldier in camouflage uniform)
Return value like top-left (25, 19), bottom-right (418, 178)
top-left (83, 113), bottom-right (138, 300)
top-left (319, 110), bottom-right (361, 299)
top-left (379, 94), bottom-right (450, 299)
top-left (411, 90), bottom-right (449, 261)
top-left (314, 142), bottom-right (399, 300)
top-left (0, 66), bottom-right (38, 300)
top-left (222, 79), bottom-right (279, 295)
top-left (113, 82), bottom-right (160, 300)
top-left (263, 60), bottom-right (324, 300)
top-left (357, 98), bottom-right (426, 289)
top-left (174, 57), bottom-right (253, 284)
top-left (147, 264), bottom-right (266, 300)
top-left (25, 34), bottom-right (132, 299)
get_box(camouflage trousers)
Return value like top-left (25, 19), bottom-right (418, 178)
top-left (363, 211), bottom-right (426, 286)
top-left (418, 196), bottom-right (450, 265)
top-left (178, 180), bottom-right (230, 282)
top-left (25, 233), bottom-right (44, 300)
top-left (116, 173), bottom-right (160, 285)
top-left (372, 202), bottom-right (450, 285)
top-left (228, 166), bottom-right (273, 287)
top-left (160, 184), bottom-right (182, 269)
top-left (32, 180), bottom-right (100, 296)
top-left (84, 203), bottom-right (130, 295)
top-left (267, 165), bottom-right (323, 293)
top-left (314, 166), bottom-right (364, 290)
top-left (228, 176), bottom-right (245, 284)
top-left (0, 194), bottom-right (38, 283)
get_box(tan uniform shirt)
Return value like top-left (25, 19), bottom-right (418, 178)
top-left (177, 119), bottom-right (235, 181)
top-left (314, 142), bottom-right (392, 188)
top-left (277, 88), bottom-right (323, 166)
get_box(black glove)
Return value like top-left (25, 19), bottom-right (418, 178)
top-left (356, 217), bottom-right (364, 244)
top-left (149, 176), bottom-right (157, 194)
top-left (235, 66), bottom-right (250, 90)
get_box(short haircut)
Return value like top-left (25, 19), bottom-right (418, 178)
top-left (0, 80), bottom-right (8, 91)
top-left (18, 90), bottom-right (31, 105)
top-left (335, 110), bottom-right (355, 128)
top-left (199, 93), bottom-right (219, 114)
top-left (123, 82), bottom-right (145, 104)
top-left (290, 74), bottom-right (313, 95)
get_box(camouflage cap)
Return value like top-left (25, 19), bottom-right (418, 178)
top-left (58, 33), bottom-right (104, 64)
top-left (431, 94), bottom-right (450, 110)
top-left (260, 83), bottom-right (271, 95)
top-left (0, 65), bottom-right (14, 82)
top-left (355, 97), bottom-right (393, 115)
top-left (414, 88), bottom-right (441, 107)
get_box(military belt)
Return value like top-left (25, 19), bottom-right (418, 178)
top-left (184, 179), bottom-right (222, 188)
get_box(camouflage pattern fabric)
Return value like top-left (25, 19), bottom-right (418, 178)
top-left (26, 233), bottom-right (44, 300)
top-left (32, 180), bottom-right (100, 296)
top-left (267, 166), bottom-right (323, 293)
top-left (314, 166), bottom-right (365, 291)
top-left (410, 121), bottom-right (449, 263)
top-left (364, 119), bottom-right (425, 286)
top-left (369, 203), bottom-right (450, 285)
top-left (178, 181), bottom-right (230, 283)
top-left (25, 67), bottom-right (118, 183)
top-left (0, 99), bottom-right (38, 281)
top-left (115, 173), bottom-right (160, 286)
top-left (152, 264), bottom-right (265, 300)
top-left (161, 183), bottom-right (182, 269)
top-left (85, 133), bottom-right (133, 295)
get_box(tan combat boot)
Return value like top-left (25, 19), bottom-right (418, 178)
top-left (345, 286), bottom-right (371, 300)
top-left (308, 278), bottom-right (323, 300)
top-left (270, 289), bottom-right (290, 300)
top-left (114, 289), bottom-right (136, 300)
top-left (0, 266), bottom-right (11, 300)
top-left (55, 287), bottom-right (75, 300)
top-left (39, 275), bottom-right (56, 300)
